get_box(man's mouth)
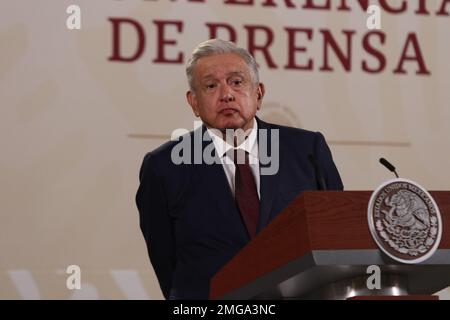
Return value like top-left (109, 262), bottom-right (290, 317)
top-left (219, 107), bottom-right (239, 115)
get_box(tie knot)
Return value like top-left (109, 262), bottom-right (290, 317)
top-left (227, 149), bottom-right (248, 165)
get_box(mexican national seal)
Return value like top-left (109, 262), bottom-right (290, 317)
top-left (368, 178), bottom-right (442, 264)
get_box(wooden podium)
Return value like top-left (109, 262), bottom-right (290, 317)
top-left (210, 191), bottom-right (450, 300)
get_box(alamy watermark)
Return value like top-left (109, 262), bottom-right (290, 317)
top-left (366, 265), bottom-right (381, 290)
top-left (66, 265), bottom-right (81, 290)
top-left (170, 121), bottom-right (279, 176)
top-left (66, 5), bottom-right (81, 30)
top-left (367, 5), bottom-right (382, 30)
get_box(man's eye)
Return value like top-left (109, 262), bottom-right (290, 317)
top-left (231, 79), bottom-right (242, 86)
top-left (206, 83), bottom-right (216, 89)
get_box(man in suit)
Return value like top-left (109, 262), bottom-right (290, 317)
top-left (136, 39), bottom-right (343, 300)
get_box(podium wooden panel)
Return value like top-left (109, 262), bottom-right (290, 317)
top-left (210, 191), bottom-right (450, 300)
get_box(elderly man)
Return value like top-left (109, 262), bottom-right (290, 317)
top-left (136, 39), bottom-right (343, 300)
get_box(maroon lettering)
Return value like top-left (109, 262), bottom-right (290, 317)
top-left (261, 0), bottom-right (296, 8)
top-left (284, 28), bottom-right (314, 70)
top-left (415, 0), bottom-right (430, 15)
top-left (337, 0), bottom-right (369, 11)
top-left (379, 0), bottom-right (407, 14)
top-left (437, 0), bottom-right (450, 15)
top-left (108, 18), bottom-right (145, 62)
top-left (244, 25), bottom-right (278, 68)
top-left (362, 31), bottom-right (387, 74)
top-left (320, 29), bottom-right (355, 72)
top-left (153, 20), bottom-right (184, 64)
top-left (302, 0), bottom-right (331, 10)
top-left (223, 0), bottom-right (253, 5)
top-left (393, 33), bottom-right (430, 75)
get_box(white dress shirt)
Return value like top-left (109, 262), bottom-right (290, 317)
top-left (206, 119), bottom-right (260, 199)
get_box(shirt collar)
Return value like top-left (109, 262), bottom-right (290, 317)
top-left (206, 118), bottom-right (258, 159)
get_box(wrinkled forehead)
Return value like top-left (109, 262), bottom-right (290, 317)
top-left (193, 53), bottom-right (252, 80)
top-left (200, 71), bottom-right (248, 84)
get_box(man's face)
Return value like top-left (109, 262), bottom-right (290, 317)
top-left (187, 53), bottom-right (264, 132)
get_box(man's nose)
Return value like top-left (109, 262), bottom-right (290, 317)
top-left (219, 84), bottom-right (235, 102)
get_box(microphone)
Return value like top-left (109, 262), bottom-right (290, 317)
top-left (308, 153), bottom-right (327, 191)
top-left (379, 157), bottom-right (399, 178)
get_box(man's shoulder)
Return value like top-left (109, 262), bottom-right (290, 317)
top-left (257, 118), bottom-right (319, 141)
top-left (144, 130), bottom-right (195, 158)
top-left (139, 130), bottom-right (197, 171)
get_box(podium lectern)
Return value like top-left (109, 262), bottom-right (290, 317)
top-left (210, 191), bottom-right (450, 300)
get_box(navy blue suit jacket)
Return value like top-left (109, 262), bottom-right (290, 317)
top-left (136, 118), bottom-right (343, 299)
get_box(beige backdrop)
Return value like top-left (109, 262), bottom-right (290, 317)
top-left (1, 0), bottom-right (449, 299)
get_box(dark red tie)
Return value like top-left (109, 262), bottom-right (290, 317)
top-left (231, 149), bottom-right (260, 238)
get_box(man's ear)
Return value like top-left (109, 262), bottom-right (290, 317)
top-left (256, 83), bottom-right (265, 110)
top-left (186, 90), bottom-right (199, 117)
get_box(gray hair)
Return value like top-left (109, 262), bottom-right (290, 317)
top-left (186, 39), bottom-right (259, 93)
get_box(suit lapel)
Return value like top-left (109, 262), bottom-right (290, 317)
top-left (257, 118), bottom-right (281, 232)
top-left (194, 122), bottom-right (281, 236)
top-left (195, 125), bottom-right (239, 223)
